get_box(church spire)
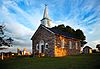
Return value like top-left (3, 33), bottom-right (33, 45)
top-left (43, 4), bottom-right (48, 18)
top-left (41, 4), bottom-right (51, 28)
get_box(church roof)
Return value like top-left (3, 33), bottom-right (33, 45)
top-left (42, 25), bottom-right (76, 39)
top-left (83, 46), bottom-right (92, 49)
top-left (48, 28), bottom-right (74, 38)
top-left (31, 25), bottom-right (79, 40)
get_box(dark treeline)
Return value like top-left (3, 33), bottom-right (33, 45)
top-left (0, 25), bottom-right (13, 47)
top-left (52, 24), bottom-right (87, 47)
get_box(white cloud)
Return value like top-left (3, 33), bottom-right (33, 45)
top-left (53, 19), bottom-right (100, 49)
top-left (85, 40), bottom-right (100, 49)
top-left (86, 23), bottom-right (100, 40)
top-left (0, 0), bottom-right (100, 52)
top-left (2, 0), bottom-right (42, 28)
top-left (84, 22), bottom-right (100, 48)
top-left (0, 1), bottom-right (36, 52)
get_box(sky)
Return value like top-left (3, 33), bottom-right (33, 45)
top-left (0, 0), bottom-right (100, 52)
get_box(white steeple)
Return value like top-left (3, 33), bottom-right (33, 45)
top-left (43, 4), bottom-right (48, 18)
top-left (41, 4), bottom-right (51, 28)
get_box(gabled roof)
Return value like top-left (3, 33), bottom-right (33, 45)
top-left (31, 24), bottom-right (54, 40)
top-left (47, 27), bottom-right (75, 38)
top-left (83, 46), bottom-right (92, 49)
top-left (31, 24), bottom-right (80, 40)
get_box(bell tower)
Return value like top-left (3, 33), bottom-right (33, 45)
top-left (41, 4), bottom-right (51, 28)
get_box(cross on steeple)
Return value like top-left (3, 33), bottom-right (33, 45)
top-left (41, 4), bottom-right (52, 28)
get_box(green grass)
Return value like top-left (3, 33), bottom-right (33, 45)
top-left (0, 54), bottom-right (100, 69)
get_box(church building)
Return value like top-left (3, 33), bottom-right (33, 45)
top-left (31, 5), bottom-right (81, 57)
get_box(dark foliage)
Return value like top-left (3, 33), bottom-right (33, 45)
top-left (51, 24), bottom-right (86, 47)
top-left (0, 25), bottom-right (14, 47)
top-left (96, 44), bottom-right (100, 51)
top-left (80, 40), bottom-right (87, 47)
top-left (52, 24), bottom-right (86, 40)
top-left (92, 49), bottom-right (97, 53)
top-left (75, 29), bottom-right (86, 40)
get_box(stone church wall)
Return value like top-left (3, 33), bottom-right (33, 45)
top-left (32, 26), bottom-right (55, 57)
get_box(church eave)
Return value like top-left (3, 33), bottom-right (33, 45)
top-left (31, 24), bottom-right (55, 40)
top-left (41, 25), bottom-right (55, 34)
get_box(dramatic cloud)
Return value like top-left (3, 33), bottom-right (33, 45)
top-left (0, 0), bottom-right (100, 52)
top-left (0, 0), bottom-right (35, 52)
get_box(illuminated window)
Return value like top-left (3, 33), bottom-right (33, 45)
top-left (76, 42), bottom-right (78, 49)
top-left (36, 44), bottom-right (39, 50)
top-left (61, 39), bottom-right (64, 48)
top-left (69, 41), bottom-right (72, 49)
top-left (45, 43), bottom-right (48, 49)
top-left (39, 40), bottom-right (44, 53)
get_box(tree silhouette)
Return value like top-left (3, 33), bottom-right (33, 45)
top-left (0, 25), bottom-right (14, 47)
top-left (75, 29), bottom-right (86, 40)
top-left (96, 44), bottom-right (100, 52)
top-left (51, 24), bottom-right (87, 47)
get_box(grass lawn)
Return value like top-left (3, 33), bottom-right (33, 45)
top-left (0, 54), bottom-right (100, 69)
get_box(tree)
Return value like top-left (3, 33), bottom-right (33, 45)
top-left (0, 25), bottom-right (13, 47)
top-left (58, 24), bottom-right (66, 32)
top-left (96, 44), bottom-right (100, 52)
top-left (52, 25), bottom-right (86, 41)
top-left (75, 29), bottom-right (86, 40)
top-left (66, 26), bottom-right (75, 34)
top-left (58, 24), bottom-right (65, 29)
top-left (92, 49), bottom-right (97, 53)
top-left (51, 24), bottom-right (86, 47)
top-left (80, 40), bottom-right (87, 47)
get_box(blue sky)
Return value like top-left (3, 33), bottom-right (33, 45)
top-left (0, 0), bottom-right (100, 52)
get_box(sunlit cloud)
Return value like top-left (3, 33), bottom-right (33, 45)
top-left (0, 0), bottom-right (100, 52)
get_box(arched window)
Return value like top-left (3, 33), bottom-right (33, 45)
top-left (36, 44), bottom-right (39, 50)
top-left (69, 41), bottom-right (72, 49)
top-left (76, 42), bottom-right (78, 49)
top-left (61, 39), bottom-right (64, 48)
top-left (45, 43), bottom-right (48, 49)
top-left (40, 40), bottom-right (44, 45)
top-left (39, 40), bottom-right (44, 53)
